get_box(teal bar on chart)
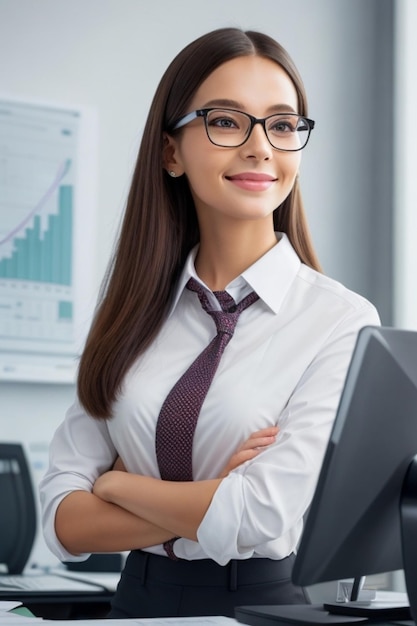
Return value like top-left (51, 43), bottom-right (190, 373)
top-left (58, 300), bottom-right (73, 320)
top-left (60, 186), bottom-right (73, 286)
top-left (0, 185), bottom-right (73, 285)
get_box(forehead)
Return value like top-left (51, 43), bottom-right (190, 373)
top-left (190, 55), bottom-right (299, 114)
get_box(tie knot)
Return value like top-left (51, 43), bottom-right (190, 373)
top-left (186, 277), bottom-right (236, 313)
top-left (210, 309), bottom-right (239, 336)
top-left (186, 277), bottom-right (259, 335)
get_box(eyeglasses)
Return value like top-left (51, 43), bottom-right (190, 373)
top-left (170, 108), bottom-right (315, 152)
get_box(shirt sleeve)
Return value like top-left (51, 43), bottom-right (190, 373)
top-left (195, 301), bottom-right (380, 565)
top-left (38, 400), bottom-right (117, 562)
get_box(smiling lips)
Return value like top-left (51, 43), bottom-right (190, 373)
top-left (226, 172), bottom-right (277, 191)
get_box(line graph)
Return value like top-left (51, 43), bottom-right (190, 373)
top-left (0, 159), bottom-right (71, 246)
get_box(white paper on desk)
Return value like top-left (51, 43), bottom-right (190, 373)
top-left (0, 604), bottom-right (22, 612)
top-left (51, 569), bottom-right (120, 592)
top-left (47, 617), bottom-right (237, 625)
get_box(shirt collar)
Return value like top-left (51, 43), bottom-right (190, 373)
top-left (169, 232), bottom-right (301, 316)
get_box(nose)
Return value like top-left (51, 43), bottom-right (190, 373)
top-left (240, 121), bottom-right (273, 160)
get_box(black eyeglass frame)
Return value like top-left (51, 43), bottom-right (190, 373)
top-left (169, 108), bottom-right (315, 152)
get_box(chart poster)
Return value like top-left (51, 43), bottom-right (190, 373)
top-left (0, 97), bottom-right (98, 383)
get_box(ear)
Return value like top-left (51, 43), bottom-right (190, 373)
top-left (162, 133), bottom-right (184, 177)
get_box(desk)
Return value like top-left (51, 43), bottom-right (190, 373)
top-left (4, 616), bottom-right (238, 626)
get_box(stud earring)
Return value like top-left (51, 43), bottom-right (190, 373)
top-left (169, 170), bottom-right (176, 178)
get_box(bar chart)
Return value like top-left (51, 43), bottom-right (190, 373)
top-left (0, 185), bottom-right (73, 286)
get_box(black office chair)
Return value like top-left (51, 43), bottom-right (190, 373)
top-left (0, 443), bottom-right (37, 574)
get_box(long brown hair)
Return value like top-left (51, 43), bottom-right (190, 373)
top-left (77, 27), bottom-right (321, 418)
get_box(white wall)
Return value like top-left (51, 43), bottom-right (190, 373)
top-left (0, 0), bottom-right (393, 568)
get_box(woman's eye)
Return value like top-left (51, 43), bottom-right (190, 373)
top-left (270, 120), bottom-right (294, 133)
top-left (210, 117), bottom-right (239, 129)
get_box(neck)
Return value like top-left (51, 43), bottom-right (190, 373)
top-left (195, 217), bottom-right (277, 291)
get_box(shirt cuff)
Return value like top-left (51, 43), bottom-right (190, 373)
top-left (40, 491), bottom-right (91, 563)
top-left (196, 473), bottom-right (254, 565)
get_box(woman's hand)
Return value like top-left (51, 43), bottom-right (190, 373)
top-left (91, 457), bottom-right (126, 501)
top-left (219, 426), bottom-right (279, 478)
top-left (93, 469), bottom-right (125, 500)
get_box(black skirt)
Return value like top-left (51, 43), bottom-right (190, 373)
top-left (108, 549), bottom-right (308, 618)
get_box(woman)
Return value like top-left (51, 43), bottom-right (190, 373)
top-left (40, 27), bottom-right (380, 618)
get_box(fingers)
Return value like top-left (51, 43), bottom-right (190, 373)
top-left (238, 426), bottom-right (279, 452)
top-left (218, 425), bottom-right (279, 478)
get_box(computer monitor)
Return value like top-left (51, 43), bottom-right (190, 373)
top-left (236, 326), bottom-right (417, 625)
top-left (0, 443), bottom-right (37, 574)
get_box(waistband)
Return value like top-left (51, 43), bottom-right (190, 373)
top-left (124, 550), bottom-right (296, 591)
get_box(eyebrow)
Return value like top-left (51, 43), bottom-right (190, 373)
top-left (201, 98), bottom-right (298, 114)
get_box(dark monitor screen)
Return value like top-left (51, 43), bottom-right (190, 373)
top-left (292, 325), bottom-right (417, 618)
top-left (0, 443), bottom-right (36, 574)
top-left (236, 326), bottom-right (417, 626)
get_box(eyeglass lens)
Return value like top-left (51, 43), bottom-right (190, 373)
top-left (205, 109), bottom-right (310, 151)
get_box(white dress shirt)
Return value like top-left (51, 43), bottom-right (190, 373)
top-left (39, 233), bottom-right (380, 565)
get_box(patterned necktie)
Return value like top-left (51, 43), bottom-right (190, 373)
top-left (156, 277), bottom-right (259, 481)
top-left (155, 277), bottom-right (259, 557)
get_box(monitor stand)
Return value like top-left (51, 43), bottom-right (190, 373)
top-left (235, 457), bottom-right (417, 626)
top-left (399, 454), bottom-right (417, 624)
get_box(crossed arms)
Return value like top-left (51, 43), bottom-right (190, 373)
top-left (55, 427), bottom-right (278, 556)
